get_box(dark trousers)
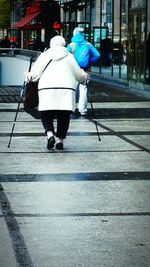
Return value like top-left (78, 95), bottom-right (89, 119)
top-left (41, 110), bottom-right (71, 139)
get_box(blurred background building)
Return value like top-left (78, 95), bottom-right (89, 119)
top-left (9, 0), bottom-right (60, 50)
top-left (59, 0), bottom-right (150, 87)
top-left (0, 0), bottom-right (150, 88)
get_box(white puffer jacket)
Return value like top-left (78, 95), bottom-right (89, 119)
top-left (27, 46), bottom-right (86, 111)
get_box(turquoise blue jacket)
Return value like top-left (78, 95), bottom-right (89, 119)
top-left (67, 33), bottom-right (100, 68)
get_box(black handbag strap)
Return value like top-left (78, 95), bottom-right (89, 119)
top-left (39, 59), bottom-right (52, 80)
top-left (29, 58), bottom-right (52, 82)
top-left (43, 59), bottom-right (52, 73)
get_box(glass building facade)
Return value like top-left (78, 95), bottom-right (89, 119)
top-left (9, 0), bottom-right (60, 49)
top-left (59, 0), bottom-right (150, 88)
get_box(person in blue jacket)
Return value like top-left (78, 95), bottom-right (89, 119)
top-left (67, 27), bottom-right (100, 115)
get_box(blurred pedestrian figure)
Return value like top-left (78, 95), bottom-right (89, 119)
top-left (1, 36), bottom-right (10, 48)
top-left (0, 36), bottom-right (10, 53)
top-left (32, 37), bottom-right (43, 52)
top-left (101, 36), bottom-right (112, 66)
top-left (25, 36), bottom-right (88, 150)
top-left (67, 27), bottom-right (100, 115)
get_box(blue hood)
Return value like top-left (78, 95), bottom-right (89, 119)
top-left (71, 33), bottom-right (86, 44)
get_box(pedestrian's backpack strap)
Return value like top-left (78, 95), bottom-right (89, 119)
top-left (70, 42), bottom-right (76, 54)
top-left (71, 41), bottom-right (90, 68)
top-left (70, 42), bottom-right (75, 54)
top-left (70, 42), bottom-right (90, 54)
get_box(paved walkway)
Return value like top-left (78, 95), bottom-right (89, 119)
top-left (0, 81), bottom-right (150, 267)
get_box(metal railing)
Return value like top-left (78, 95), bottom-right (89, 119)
top-left (0, 49), bottom-right (40, 86)
top-left (0, 48), bottom-right (40, 59)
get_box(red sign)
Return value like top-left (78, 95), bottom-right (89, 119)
top-left (53, 21), bottom-right (62, 29)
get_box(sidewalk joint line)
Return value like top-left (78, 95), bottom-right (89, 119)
top-left (0, 183), bottom-right (34, 267)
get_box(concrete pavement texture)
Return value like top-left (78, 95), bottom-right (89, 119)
top-left (0, 81), bottom-right (150, 267)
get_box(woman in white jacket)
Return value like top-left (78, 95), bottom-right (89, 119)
top-left (26, 36), bottom-right (87, 150)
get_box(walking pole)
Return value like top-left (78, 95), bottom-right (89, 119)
top-left (87, 82), bottom-right (101, 142)
top-left (7, 83), bottom-right (25, 148)
top-left (7, 57), bottom-right (33, 148)
top-left (90, 101), bottom-right (101, 141)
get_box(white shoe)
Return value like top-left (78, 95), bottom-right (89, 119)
top-left (80, 112), bottom-right (87, 116)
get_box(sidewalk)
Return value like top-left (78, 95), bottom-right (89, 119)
top-left (0, 81), bottom-right (150, 267)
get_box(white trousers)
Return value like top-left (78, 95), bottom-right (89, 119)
top-left (78, 82), bottom-right (88, 113)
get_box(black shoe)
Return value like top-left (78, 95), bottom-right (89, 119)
top-left (56, 142), bottom-right (63, 150)
top-left (47, 136), bottom-right (55, 149)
